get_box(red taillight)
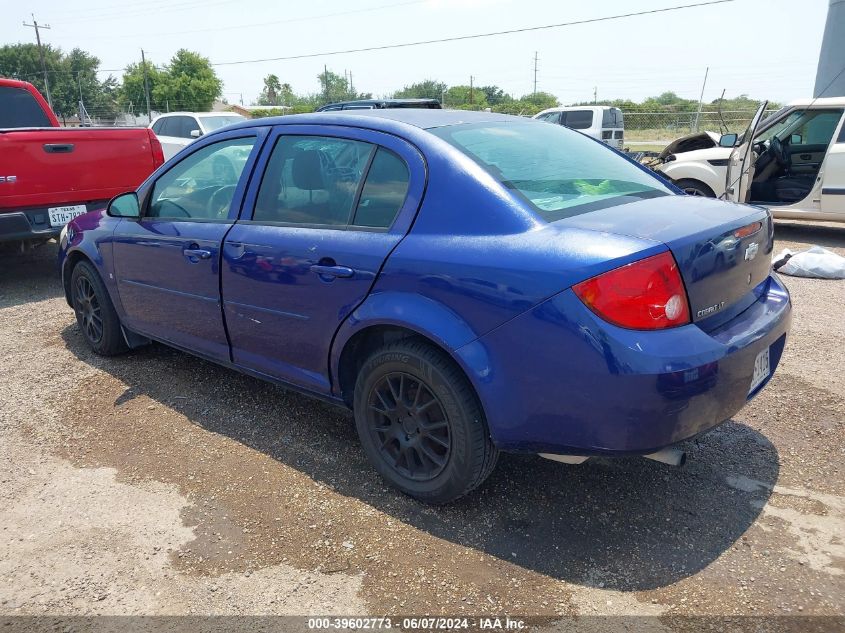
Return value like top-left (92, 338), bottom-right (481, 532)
top-left (573, 252), bottom-right (691, 330)
top-left (148, 129), bottom-right (165, 168)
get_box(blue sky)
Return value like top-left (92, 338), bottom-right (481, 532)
top-left (4, 0), bottom-right (829, 106)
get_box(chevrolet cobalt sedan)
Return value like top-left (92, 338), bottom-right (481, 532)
top-left (59, 110), bottom-right (791, 504)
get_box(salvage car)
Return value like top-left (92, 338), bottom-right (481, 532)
top-left (0, 78), bottom-right (164, 248)
top-left (653, 98), bottom-right (845, 223)
top-left (59, 110), bottom-right (791, 503)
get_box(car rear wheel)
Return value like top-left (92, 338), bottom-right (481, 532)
top-left (676, 179), bottom-right (716, 197)
top-left (353, 339), bottom-right (498, 504)
top-left (71, 260), bottom-right (128, 356)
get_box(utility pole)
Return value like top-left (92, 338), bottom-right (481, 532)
top-left (593, 86), bottom-right (597, 104)
top-left (349, 71), bottom-right (353, 95)
top-left (469, 75), bottom-right (473, 105)
top-left (324, 64), bottom-right (329, 103)
top-left (141, 49), bottom-right (152, 123)
top-left (533, 51), bottom-right (538, 99)
top-left (693, 66), bottom-right (709, 132)
top-left (23, 14), bottom-right (52, 109)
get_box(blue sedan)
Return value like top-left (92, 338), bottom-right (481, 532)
top-left (59, 110), bottom-right (791, 503)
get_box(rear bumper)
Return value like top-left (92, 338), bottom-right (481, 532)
top-left (0, 203), bottom-right (106, 243)
top-left (456, 274), bottom-right (791, 455)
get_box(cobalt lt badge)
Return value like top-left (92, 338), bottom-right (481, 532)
top-left (744, 242), bottom-right (759, 261)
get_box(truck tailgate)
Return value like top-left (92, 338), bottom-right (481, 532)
top-left (0, 127), bottom-right (162, 210)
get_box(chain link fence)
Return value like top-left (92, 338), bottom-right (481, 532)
top-left (623, 109), bottom-right (777, 147)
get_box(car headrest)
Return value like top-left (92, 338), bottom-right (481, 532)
top-left (291, 149), bottom-right (326, 191)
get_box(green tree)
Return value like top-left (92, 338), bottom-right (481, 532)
top-left (444, 85), bottom-right (488, 109)
top-left (393, 79), bottom-right (447, 101)
top-left (118, 60), bottom-right (164, 115)
top-left (154, 49), bottom-right (222, 112)
top-left (258, 74), bottom-right (282, 105)
top-left (315, 68), bottom-right (371, 106)
top-left (479, 85), bottom-right (508, 106)
top-left (0, 43), bottom-right (118, 121)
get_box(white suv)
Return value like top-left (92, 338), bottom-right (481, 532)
top-left (654, 98), bottom-right (845, 223)
top-left (149, 112), bottom-right (246, 161)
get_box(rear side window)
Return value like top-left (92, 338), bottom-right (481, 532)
top-left (0, 86), bottom-right (52, 127)
top-left (560, 110), bottom-right (593, 130)
top-left (537, 112), bottom-right (561, 124)
top-left (352, 148), bottom-right (410, 228)
top-left (151, 118), bottom-right (166, 135)
top-left (254, 135), bottom-right (374, 226)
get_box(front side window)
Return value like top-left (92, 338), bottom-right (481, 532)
top-left (560, 110), bottom-right (594, 130)
top-left (756, 109), bottom-right (844, 146)
top-left (254, 135), bottom-right (373, 226)
top-left (148, 137), bottom-right (256, 220)
top-left (431, 121), bottom-right (672, 222)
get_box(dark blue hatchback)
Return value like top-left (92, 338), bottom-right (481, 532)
top-left (59, 110), bottom-right (791, 503)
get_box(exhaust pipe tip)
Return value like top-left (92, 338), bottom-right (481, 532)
top-left (643, 448), bottom-right (687, 467)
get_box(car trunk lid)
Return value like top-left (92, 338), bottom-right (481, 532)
top-left (556, 195), bottom-right (773, 323)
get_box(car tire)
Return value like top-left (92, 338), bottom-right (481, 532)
top-left (70, 260), bottom-right (128, 356)
top-left (676, 179), bottom-right (716, 198)
top-left (353, 338), bottom-right (498, 504)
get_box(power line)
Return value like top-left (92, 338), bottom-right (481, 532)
top-left (211, 0), bottom-right (736, 66)
top-left (51, 0), bottom-right (427, 39)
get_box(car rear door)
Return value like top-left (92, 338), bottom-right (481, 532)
top-left (221, 125), bottom-right (425, 393)
top-left (112, 127), bottom-right (267, 360)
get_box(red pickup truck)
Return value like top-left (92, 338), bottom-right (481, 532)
top-left (0, 78), bottom-right (164, 246)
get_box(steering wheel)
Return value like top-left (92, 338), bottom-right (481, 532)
top-left (769, 136), bottom-right (789, 169)
top-left (206, 185), bottom-right (237, 219)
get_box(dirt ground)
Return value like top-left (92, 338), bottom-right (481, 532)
top-left (1, 221), bottom-right (843, 629)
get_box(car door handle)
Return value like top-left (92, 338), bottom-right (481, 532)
top-left (310, 264), bottom-right (355, 278)
top-left (799, 154), bottom-right (812, 160)
top-left (43, 143), bottom-right (75, 154)
top-left (183, 248), bottom-right (212, 260)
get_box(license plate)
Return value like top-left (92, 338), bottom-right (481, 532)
top-left (748, 346), bottom-right (770, 394)
top-left (48, 204), bottom-right (87, 228)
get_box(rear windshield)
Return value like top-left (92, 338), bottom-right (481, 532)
top-left (430, 121), bottom-right (672, 221)
top-left (602, 108), bottom-right (624, 128)
top-left (0, 86), bottom-right (52, 128)
top-left (560, 110), bottom-right (593, 130)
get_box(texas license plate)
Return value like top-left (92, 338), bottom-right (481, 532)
top-left (748, 346), bottom-right (770, 394)
top-left (48, 204), bottom-right (87, 228)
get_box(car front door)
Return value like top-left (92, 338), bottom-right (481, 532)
top-left (221, 125), bottom-right (425, 393)
top-left (724, 101), bottom-right (768, 203)
top-left (821, 116), bottom-right (845, 216)
top-left (112, 129), bottom-right (266, 361)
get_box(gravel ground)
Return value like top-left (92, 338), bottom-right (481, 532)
top-left (0, 221), bottom-right (843, 628)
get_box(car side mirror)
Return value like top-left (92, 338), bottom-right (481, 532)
top-left (718, 133), bottom-right (738, 147)
top-left (107, 192), bottom-right (140, 219)
top-left (790, 134), bottom-right (802, 145)
top-left (190, 129), bottom-right (202, 138)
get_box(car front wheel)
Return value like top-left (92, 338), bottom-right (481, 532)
top-left (70, 260), bottom-right (128, 356)
top-left (353, 339), bottom-right (498, 504)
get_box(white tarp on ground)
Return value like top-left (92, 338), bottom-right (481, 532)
top-left (773, 246), bottom-right (845, 279)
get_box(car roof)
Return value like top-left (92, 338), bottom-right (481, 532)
top-left (786, 96), bottom-right (845, 108)
top-left (226, 108), bottom-right (521, 132)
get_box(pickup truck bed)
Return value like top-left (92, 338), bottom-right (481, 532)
top-left (0, 78), bottom-right (164, 245)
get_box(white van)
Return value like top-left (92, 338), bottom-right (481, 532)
top-left (533, 106), bottom-right (625, 149)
